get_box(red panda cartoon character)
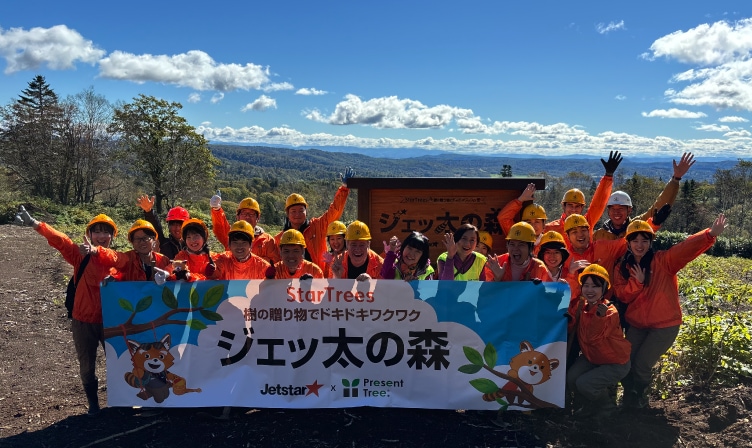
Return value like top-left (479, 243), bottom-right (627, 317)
top-left (124, 334), bottom-right (200, 403)
top-left (485, 340), bottom-right (559, 405)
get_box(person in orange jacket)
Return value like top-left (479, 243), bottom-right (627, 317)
top-left (209, 193), bottom-right (280, 265)
top-left (91, 220), bottom-right (173, 284)
top-left (593, 153), bottom-right (695, 242)
top-left (15, 207), bottom-right (117, 415)
top-left (136, 194), bottom-right (188, 259)
top-left (496, 183), bottom-right (548, 244)
top-left (566, 264), bottom-right (631, 418)
top-left (545, 150), bottom-right (622, 237)
top-left (487, 222), bottom-right (552, 282)
top-left (276, 167), bottom-right (354, 271)
top-left (561, 214), bottom-right (630, 301)
top-left (613, 214), bottom-right (727, 409)
top-left (170, 219), bottom-right (217, 282)
top-left (537, 231), bottom-right (570, 283)
top-left (210, 221), bottom-right (271, 280)
top-left (269, 229), bottom-right (324, 279)
top-left (330, 221), bottom-right (383, 280)
top-left (322, 221), bottom-right (347, 279)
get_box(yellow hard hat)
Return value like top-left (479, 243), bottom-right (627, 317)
top-left (181, 218), bottom-right (209, 240)
top-left (346, 220), bottom-right (372, 241)
top-left (237, 197), bottom-right (261, 215)
top-left (564, 214), bottom-right (589, 233)
top-left (521, 203), bottom-right (547, 221)
top-left (562, 189), bottom-right (586, 205)
top-left (87, 214), bottom-right (118, 237)
top-left (478, 230), bottom-right (493, 248)
top-left (285, 193), bottom-right (308, 211)
top-left (327, 221), bottom-right (347, 236)
top-left (279, 229), bottom-right (306, 247)
top-left (625, 219), bottom-right (655, 240)
top-left (578, 263), bottom-right (611, 289)
top-left (228, 220), bottom-right (255, 241)
top-left (506, 222), bottom-right (537, 243)
top-left (128, 219), bottom-right (157, 241)
top-left (539, 231), bottom-right (565, 246)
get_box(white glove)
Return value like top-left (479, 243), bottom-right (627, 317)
top-left (15, 206), bottom-right (39, 227)
top-left (154, 267), bottom-right (169, 286)
top-left (210, 190), bottom-right (222, 210)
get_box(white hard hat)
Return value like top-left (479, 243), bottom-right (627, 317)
top-left (607, 191), bottom-right (632, 207)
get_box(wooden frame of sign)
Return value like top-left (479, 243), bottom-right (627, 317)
top-left (345, 177), bottom-right (545, 264)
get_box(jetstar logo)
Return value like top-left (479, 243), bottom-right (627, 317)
top-left (260, 380), bottom-right (324, 397)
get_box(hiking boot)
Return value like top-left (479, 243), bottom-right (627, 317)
top-left (84, 381), bottom-right (100, 416)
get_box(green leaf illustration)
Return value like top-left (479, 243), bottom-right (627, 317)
top-left (463, 346), bottom-right (484, 366)
top-left (118, 298), bottom-right (133, 312)
top-left (199, 309), bottom-right (223, 321)
top-left (135, 296), bottom-right (152, 313)
top-left (469, 378), bottom-right (499, 394)
top-left (352, 379), bottom-right (360, 387)
top-left (483, 343), bottom-right (497, 368)
top-left (162, 287), bottom-right (178, 309)
top-left (458, 364), bottom-right (483, 374)
top-left (496, 398), bottom-right (509, 411)
top-left (203, 284), bottom-right (225, 308)
top-left (342, 379), bottom-right (350, 387)
top-left (187, 319), bottom-right (207, 330)
top-left (190, 288), bottom-right (200, 307)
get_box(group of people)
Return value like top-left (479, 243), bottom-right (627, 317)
top-left (16, 152), bottom-right (728, 420)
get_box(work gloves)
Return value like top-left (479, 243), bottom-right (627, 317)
top-left (14, 206), bottom-right (39, 228)
top-left (340, 167), bottom-right (356, 185)
top-left (601, 151), bottom-right (623, 176)
top-left (652, 204), bottom-right (672, 226)
top-left (210, 190), bottom-right (222, 210)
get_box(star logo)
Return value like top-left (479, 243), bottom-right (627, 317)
top-left (306, 380), bottom-right (324, 397)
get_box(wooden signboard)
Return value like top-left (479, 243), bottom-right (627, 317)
top-left (346, 178), bottom-right (545, 264)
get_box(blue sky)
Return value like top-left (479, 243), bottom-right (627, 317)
top-left (2, 1), bottom-right (751, 159)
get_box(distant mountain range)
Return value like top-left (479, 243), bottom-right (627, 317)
top-left (210, 144), bottom-right (740, 182)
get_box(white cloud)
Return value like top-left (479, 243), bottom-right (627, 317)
top-left (643, 18), bottom-right (752, 111)
top-left (0, 25), bottom-right (105, 74)
top-left (210, 93), bottom-right (224, 104)
top-left (724, 129), bottom-right (752, 138)
top-left (596, 20), bottom-right (626, 35)
top-left (296, 87), bottom-right (328, 96)
top-left (695, 123), bottom-right (731, 132)
top-left (262, 82), bottom-right (294, 92)
top-left (615, 95), bottom-right (627, 101)
top-left (187, 93), bottom-right (201, 103)
top-left (307, 94), bottom-right (474, 129)
top-left (241, 95), bottom-right (277, 112)
top-left (719, 115), bottom-right (749, 122)
top-left (641, 108), bottom-right (708, 118)
top-left (644, 18), bottom-right (752, 65)
top-left (98, 50), bottom-right (271, 91)
top-left (196, 123), bottom-right (752, 158)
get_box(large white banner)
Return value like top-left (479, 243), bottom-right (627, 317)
top-left (101, 279), bottom-right (569, 411)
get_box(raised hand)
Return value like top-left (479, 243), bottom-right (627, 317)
top-left (136, 194), bottom-right (155, 212)
top-left (709, 213), bottom-right (728, 237)
top-left (518, 183), bottom-right (536, 202)
top-left (596, 303), bottom-right (608, 317)
top-left (15, 205), bottom-right (39, 228)
top-left (443, 232), bottom-right (457, 258)
top-left (384, 236), bottom-right (400, 254)
top-left (340, 167), bottom-right (356, 185)
top-left (673, 152), bottom-right (695, 179)
top-left (79, 234), bottom-right (97, 256)
top-left (210, 190), bottom-right (222, 210)
top-left (601, 150), bottom-right (623, 176)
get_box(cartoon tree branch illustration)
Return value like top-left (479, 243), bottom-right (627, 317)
top-left (103, 284), bottom-right (225, 339)
top-left (459, 342), bottom-right (560, 410)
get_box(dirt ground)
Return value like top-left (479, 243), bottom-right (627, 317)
top-left (1, 223), bottom-right (751, 448)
